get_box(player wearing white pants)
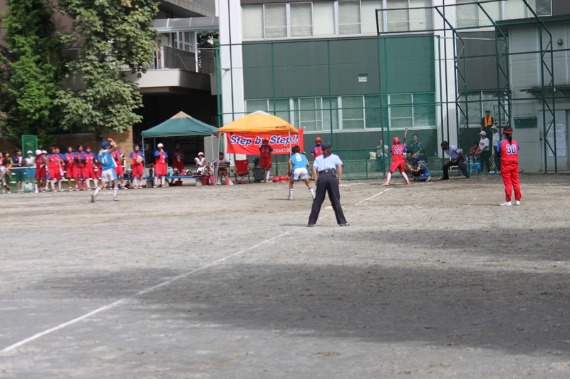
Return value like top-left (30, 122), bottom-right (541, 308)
top-left (288, 146), bottom-right (315, 200)
top-left (91, 138), bottom-right (120, 202)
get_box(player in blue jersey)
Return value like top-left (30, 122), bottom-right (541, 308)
top-left (91, 138), bottom-right (120, 202)
top-left (287, 145), bottom-right (315, 200)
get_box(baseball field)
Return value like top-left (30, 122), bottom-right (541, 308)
top-left (1, 174), bottom-right (569, 378)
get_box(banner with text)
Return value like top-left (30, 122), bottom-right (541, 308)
top-left (225, 129), bottom-right (304, 155)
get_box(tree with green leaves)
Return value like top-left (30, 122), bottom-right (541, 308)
top-left (55, 0), bottom-right (158, 136)
top-left (0, 0), bottom-right (61, 146)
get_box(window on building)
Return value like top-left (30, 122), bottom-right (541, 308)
top-left (365, 96), bottom-right (382, 128)
top-left (265, 4), bottom-right (287, 38)
top-left (313, 1), bottom-right (335, 36)
top-left (388, 94), bottom-right (413, 128)
top-left (341, 96), bottom-right (365, 129)
top-left (297, 97), bottom-right (323, 131)
top-left (387, 93), bottom-right (436, 129)
top-left (456, 0), bottom-right (500, 29)
top-left (243, 4), bottom-right (264, 40)
top-left (170, 32), bottom-right (195, 52)
top-left (383, 0), bottom-right (432, 33)
top-left (339, 0), bottom-right (361, 35)
top-left (497, 0), bottom-right (552, 22)
top-left (361, 0), bottom-right (382, 35)
top-left (291, 3), bottom-right (313, 37)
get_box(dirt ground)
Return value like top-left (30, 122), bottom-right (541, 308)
top-left (1, 174), bottom-right (570, 378)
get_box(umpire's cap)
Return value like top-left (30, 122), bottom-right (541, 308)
top-left (321, 141), bottom-right (332, 149)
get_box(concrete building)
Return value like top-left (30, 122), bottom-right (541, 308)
top-left (218, 0), bottom-right (570, 172)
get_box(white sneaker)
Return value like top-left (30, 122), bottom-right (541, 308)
top-left (515, 200), bottom-right (521, 206)
top-left (500, 201), bottom-right (512, 206)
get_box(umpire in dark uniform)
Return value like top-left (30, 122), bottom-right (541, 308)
top-left (308, 141), bottom-right (349, 227)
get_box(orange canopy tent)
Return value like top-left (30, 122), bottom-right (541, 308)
top-left (218, 111), bottom-right (299, 135)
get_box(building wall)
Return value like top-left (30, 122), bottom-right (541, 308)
top-left (510, 21), bottom-right (570, 172)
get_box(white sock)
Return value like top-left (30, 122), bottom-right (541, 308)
top-left (265, 171), bottom-right (270, 181)
top-left (93, 187), bottom-right (101, 198)
top-left (309, 187), bottom-right (315, 199)
top-left (288, 189), bottom-right (293, 199)
top-left (113, 188), bottom-right (119, 199)
top-left (402, 172), bottom-right (410, 184)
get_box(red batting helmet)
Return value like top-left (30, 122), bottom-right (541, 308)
top-left (393, 136), bottom-right (401, 144)
top-left (315, 137), bottom-right (322, 142)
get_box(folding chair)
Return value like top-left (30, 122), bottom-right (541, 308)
top-left (233, 159), bottom-right (251, 184)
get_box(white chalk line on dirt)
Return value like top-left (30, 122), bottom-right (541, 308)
top-left (1, 231), bottom-right (291, 354)
top-left (354, 188), bottom-right (391, 206)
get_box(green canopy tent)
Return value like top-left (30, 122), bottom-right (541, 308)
top-left (141, 111), bottom-right (218, 139)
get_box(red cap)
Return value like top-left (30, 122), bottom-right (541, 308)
top-left (393, 137), bottom-right (401, 144)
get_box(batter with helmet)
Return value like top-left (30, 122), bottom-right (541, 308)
top-left (384, 129), bottom-right (410, 186)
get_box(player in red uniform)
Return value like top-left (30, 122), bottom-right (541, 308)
top-left (259, 138), bottom-right (273, 182)
top-left (384, 133), bottom-right (410, 186)
top-left (497, 127), bottom-right (522, 206)
top-left (111, 148), bottom-right (125, 189)
top-left (35, 150), bottom-right (47, 192)
top-left (311, 137), bottom-right (323, 159)
top-left (82, 145), bottom-right (98, 190)
top-left (153, 143), bottom-right (168, 188)
top-left (172, 143), bottom-right (185, 176)
top-left (130, 145), bottom-right (145, 189)
top-left (63, 146), bottom-right (76, 191)
top-left (47, 146), bottom-right (63, 191)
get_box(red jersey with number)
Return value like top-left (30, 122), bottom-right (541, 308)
top-left (391, 144), bottom-right (407, 163)
top-left (499, 139), bottom-right (519, 166)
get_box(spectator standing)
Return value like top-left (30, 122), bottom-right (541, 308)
top-left (307, 141), bottom-right (348, 227)
top-left (172, 143), bottom-right (185, 176)
top-left (311, 137), bottom-right (323, 159)
top-left (63, 146), bottom-right (76, 191)
top-left (12, 149), bottom-right (25, 192)
top-left (24, 150), bottom-right (36, 187)
top-left (259, 138), bottom-right (273, 182)
top-left (83, 145), bottom-right (98, 190)
top-left (154, 143), bottom-right (168, 188)
top-left (129, 145), bottom-right (145, 189)
top-left (111, 148), bottom-right (125, 189)
top-left (35, 150), bottom-right (47, 192)
top-left (497, 127), bottom-right (522, 206)
top-left (480, 110), bottom-right (494, 137)
top-left (491, 126), bottom-right (500, 173)
top-left (477, 131), bottom-right (491, 173)
top-left (408, 134), bottom-right (426, 162)
top-left (440, 141), bottom-right (470, 180)
top-left (287, 145), bottom-right (316, 200)
top-left (0, 152), bottom-right (12, 192)
top-left (47, 147), bottom-right (63, 192)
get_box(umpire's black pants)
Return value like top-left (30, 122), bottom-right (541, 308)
top-left (308, 172), bottom-right (347, 225)
top-left (442, 157), bottom-right (470, 179)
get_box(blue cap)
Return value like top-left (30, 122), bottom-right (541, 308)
top-left (101, 141), bottom-right (111, 148)
top-left (321, 141), bottom-right (332, 149)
